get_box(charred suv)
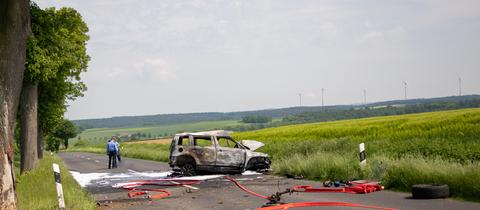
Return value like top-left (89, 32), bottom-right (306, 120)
top-left (169, 130), bottom-right (270, 176)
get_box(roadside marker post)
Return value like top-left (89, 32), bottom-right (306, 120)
top-left (359, 143), bottom-right (366, 168)
top-left (53, 163), bottom-right (66, 210)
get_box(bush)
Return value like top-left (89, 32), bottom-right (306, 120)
top-left (46, 135), bottom-right (62, 152)
top-left (241, 115), bottom-right (272, 123)
top-left (73, 138), bottom-right (88, 147)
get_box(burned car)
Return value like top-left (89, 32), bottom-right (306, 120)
top-left (169, 130), bottom-right (270, 176)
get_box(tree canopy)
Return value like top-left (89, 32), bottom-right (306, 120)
top-left (27, 3), bottom-right (89, 134)
top-left (54, 119), bottom-right (77, 149)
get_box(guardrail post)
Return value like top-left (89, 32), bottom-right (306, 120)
top-left (359, 143), bottom-right (366, 168)
top-left (53, 163), bottom-right (66, 210)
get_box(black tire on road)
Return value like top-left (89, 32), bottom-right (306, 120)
top-left (181, 163), bottom-right (196, 176)
top-left (412, 184), bottom-right (449, 199)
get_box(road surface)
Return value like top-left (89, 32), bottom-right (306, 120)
top-left (59, 152), bottom-right (480, 210)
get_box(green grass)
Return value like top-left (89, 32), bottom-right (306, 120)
top-left (16, 154), bottom-right (97, 210)
top-left (73, 120), bottom-right (243, 145)
top-left (232, 108), bottom-right (480, 162)
top-left (232, 108), bottom-right (480, 201)
top-left (69, 143), bottom-right (171, 162)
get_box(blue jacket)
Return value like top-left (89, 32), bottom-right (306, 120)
top-left (106, 141), bottom-right (118, 153)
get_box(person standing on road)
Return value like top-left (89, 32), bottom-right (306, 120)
top-left (106, 137), bottom-right (118, 169)
top-left (114, 136), bottom-right (122, 162)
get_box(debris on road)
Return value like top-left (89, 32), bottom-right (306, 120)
top-left (112, 175), bottom-right (395, 210)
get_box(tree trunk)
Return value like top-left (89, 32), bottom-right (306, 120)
top-left (64, 138), bottom-right (69, 149)
top-left (19, 81), bottom-right (38, 173)
top-left (37, 125), bottom-right (43, 159)
top-left (0, 0), bottom-right (30, 209)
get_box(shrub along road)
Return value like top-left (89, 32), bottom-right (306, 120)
top-left (59, 152), bottom-right (480, 210)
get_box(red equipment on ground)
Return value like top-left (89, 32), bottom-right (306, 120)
top-left (114, 179), bottom-right (201, 199)
top-left (224, 176), bottom-right (394, 210)
top-left (114, 176), bottom-right (395, 209)
top-left (258, 202), bottom-right (395, 210)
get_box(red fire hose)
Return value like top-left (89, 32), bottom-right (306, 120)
top-left (258, 202), bottom-right (396, 210)
top-left (127, 188), bottom-right (172, 199)
top-left (291, 182), bottom-right (384, 194)
top-left (115, 176), bottom-right (394, 209)
top-left (224, 176), bottom-right (271, 199)
top-left (115, 179), bottom-right (202, 199)
top-left (223, 176), bottom-right (394, 210)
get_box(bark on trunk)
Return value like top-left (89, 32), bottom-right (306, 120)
top-left (19, 81), bottom-right (38, 173)
top-left (0, 0), bottom-right (31, 209)
top-left (37, 125), bottom-right (43, 159)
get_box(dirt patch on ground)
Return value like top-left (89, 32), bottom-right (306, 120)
top-left (126, 138), bottom-right (171, 145)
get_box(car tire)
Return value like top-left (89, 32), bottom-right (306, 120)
top-left (412, 184), bottom-right (449, 199)
top-left (181, 163), bottom-right (196, 176)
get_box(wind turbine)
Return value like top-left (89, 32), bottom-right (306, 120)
top-left (458, 77), bottom-right (462, 96)
top-left (363, 89), bottom-right (367, 105)
top-left (298, 93), bottom-right (302, 106)
top-left (403, 81), bottom-right (407, 100)
top-left (321, 88), bottom-right (325, 109)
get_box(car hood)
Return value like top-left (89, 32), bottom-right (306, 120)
top-left (240, 140), bottom-right (264, 151)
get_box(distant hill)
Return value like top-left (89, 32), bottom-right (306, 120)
top-left (73, 95), bottom-right (480, 129)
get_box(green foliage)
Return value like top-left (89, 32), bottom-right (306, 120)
top-left (73, 137), bottom-right (88, 147)
top-left (16, 154), bottom-right (97, 210)
top-left (272, 153), bottom-right (480, 201)
top-left (54, 119), bottom-right (78, 149)
top-left (45, 135), bottom-right (61, 152)
top-left (241, 115), bottom-right (272, 123)
top-left (27, 3), bottom-right (90, 136)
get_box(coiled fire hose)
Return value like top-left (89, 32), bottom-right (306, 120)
top-left (114, 179), bottom-right (201, 199)
top-left (224, 176), bottom-right (395, 210)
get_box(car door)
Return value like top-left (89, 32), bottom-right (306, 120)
top-left (215, 136), bottom-right (245, 168)
top-left (190, 135), bottom-right (216, 166)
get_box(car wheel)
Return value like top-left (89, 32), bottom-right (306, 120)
top-left (181, 163), bottom-right (196, 176)
top-left (412, 184), bottom-right (449, 199)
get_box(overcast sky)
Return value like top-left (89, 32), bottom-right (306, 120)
top-left (36, 0), bottom-right (480, 120)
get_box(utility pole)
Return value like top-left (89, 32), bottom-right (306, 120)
top-left (403, 81), bottom-right (407, 100)
top-left (321, 88), bottom-right (325, 109)
top-left (459, 77), bottom-right (462, 96)
top-left (298, 93), bottom-right (302, 106)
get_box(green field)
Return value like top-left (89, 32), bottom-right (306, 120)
top-left (232, 108), bottom-right (480, 201)
top-left (73, 119), bottom-right (243, 145)
top-left (71, 108), bottom-right (480, 201)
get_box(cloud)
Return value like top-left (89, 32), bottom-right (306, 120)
top-left (358, 26), bottom-right (406, 44)
top-left (133, 58), bottom-right (175, 81)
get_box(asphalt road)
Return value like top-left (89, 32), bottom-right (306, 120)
top-left (59, 152), bottom-right (480, 210)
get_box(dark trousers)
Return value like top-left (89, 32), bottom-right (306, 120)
top-left (117, 150), bottom-right (121, 162)
top-left (108, 151), bottom-right (117, 169)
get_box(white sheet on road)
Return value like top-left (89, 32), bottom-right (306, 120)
top-left (70, 171), bottom-right (173, 187)
top-left (70, 170), bottom-right (261, 187)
